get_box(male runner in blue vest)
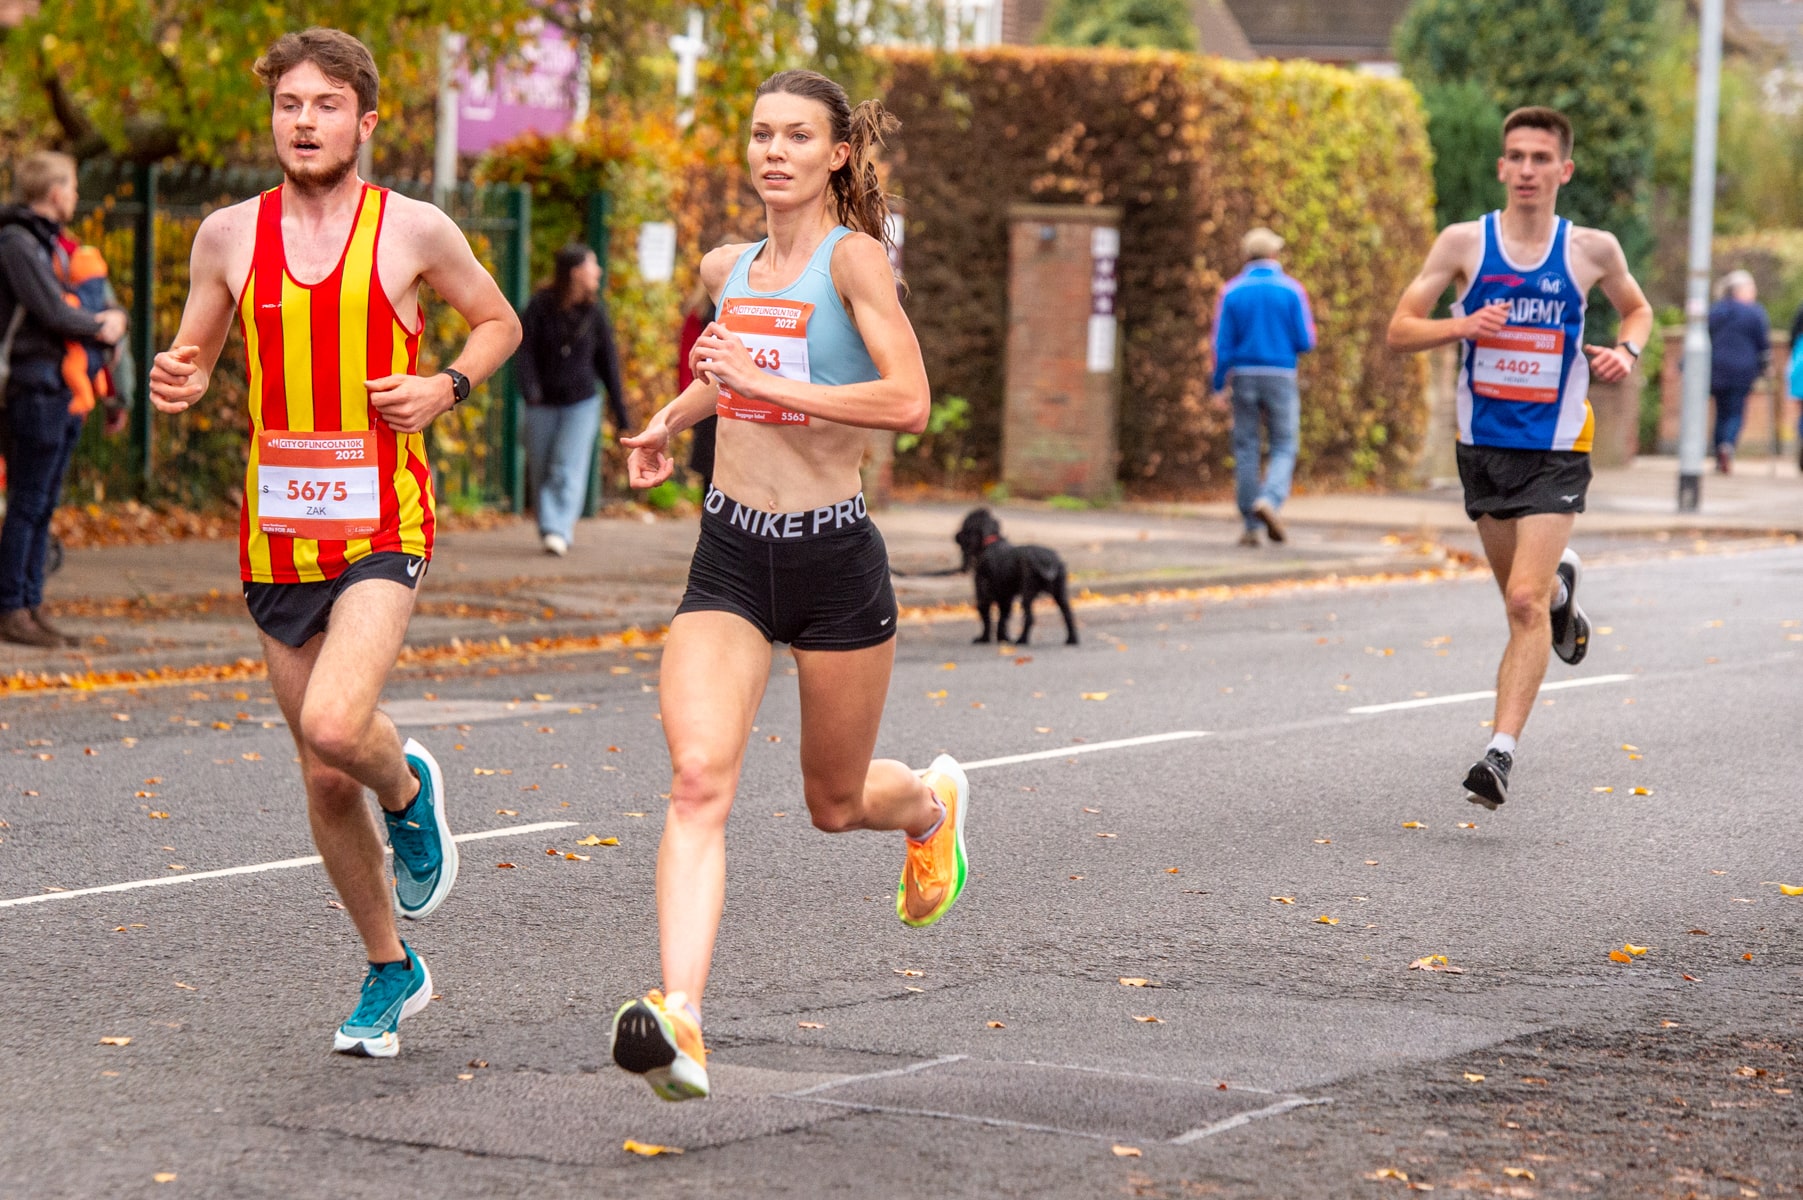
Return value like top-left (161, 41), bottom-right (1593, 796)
top-left (1386, 106), bottom-right (1653, 810)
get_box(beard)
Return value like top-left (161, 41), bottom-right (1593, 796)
top-left (278, 141), bottom-right (360, 195)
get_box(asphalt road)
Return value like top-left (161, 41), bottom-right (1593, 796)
top-left (2, 537), bottom-right (1800, 1198)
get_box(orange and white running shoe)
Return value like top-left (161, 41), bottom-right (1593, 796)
top-left (897, 754), bottom-right (970, 928)
top-left (610, 988), bottom-right (709, 1101)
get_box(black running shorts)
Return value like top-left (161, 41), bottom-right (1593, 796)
top-left (243, 551), bottom-right (427, 648)
top-left (1456, 443), bottom-right (1592, 522)
top-left (676, 487), bottom-right (898, 650)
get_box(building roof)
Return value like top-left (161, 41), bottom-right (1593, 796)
top-left (1220, 0), bottom-right (1413, 62)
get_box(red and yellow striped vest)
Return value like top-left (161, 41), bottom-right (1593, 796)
top-left (237, 184), bottom-right (434, 584)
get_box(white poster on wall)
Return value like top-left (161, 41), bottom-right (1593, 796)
top-left (1087, 226), bottom-right (1120, 373)
top-left (637, 221), bottom-right (678, 283)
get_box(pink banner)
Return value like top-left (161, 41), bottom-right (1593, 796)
top-left (456, 24), bottom-right (581, 154)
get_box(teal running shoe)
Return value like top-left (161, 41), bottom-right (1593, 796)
top-left (333, 943), bottom-right (432, 1058)
top-left (387, 738), bottom-right (457, 920)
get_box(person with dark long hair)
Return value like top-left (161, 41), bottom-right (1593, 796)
top-left (608, 69), bottom-right (968, 1102)
top-left (517, 243), bottom-right (627, 554)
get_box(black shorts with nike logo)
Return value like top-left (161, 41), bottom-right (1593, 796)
top-left (1456, 443), bottom-right (1592, 522)
top-left (244, 551), bottom-right (427, 648)
top-left (676, 487), bottom-right (898, 650)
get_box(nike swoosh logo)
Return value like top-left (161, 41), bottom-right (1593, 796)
top-left (1561, 495), bottom-right (1579, 503)
top-left (405, 557), bottom-right (423, 578)
top-left (880, 616), bottom-right (893, 625)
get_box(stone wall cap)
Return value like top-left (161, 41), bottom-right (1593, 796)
top-left (1007, 203), bottom-right (1125, 224)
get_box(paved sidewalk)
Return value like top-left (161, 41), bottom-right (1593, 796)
top-left (4, 456), bottom-right (1794, 679)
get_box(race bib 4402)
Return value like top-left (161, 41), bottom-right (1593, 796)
top-left (1470, 326), bottom-right (1565, 404)
top-left (256, 430), bottom-right (381, 541)
top-left (716, 298), bottom-right (814, 425)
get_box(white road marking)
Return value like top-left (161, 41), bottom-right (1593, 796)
top-left (781, 1054), bottom-right (968, 1098)
top-left (1169, 1094), bottom-right (1334, 1144)
top-left (0, 821), bottom-right (576, 910)
top-left (957, 731), bottom-right (1210, 772)
top-left (1347, 674), bottom-right (1634, 715)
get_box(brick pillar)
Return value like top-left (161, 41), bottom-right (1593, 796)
top-left (1002, 204), bottom-right (1123, 500)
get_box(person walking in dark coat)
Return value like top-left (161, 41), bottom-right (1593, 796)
top-left (1708, 269), bottom-right (1769, 474)
top-left (0, 152), bottom-right (126, 647)
top-left (516, 243), bottom-right (627, 555)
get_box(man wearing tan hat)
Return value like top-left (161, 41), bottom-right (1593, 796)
top-left (1211, 226), bottom-right (1316, 546)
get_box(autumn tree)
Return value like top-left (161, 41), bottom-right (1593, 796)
top-left (1038, 0), bottom-right (1199, 51)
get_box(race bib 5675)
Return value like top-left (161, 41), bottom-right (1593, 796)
top-left (256, 430), bottom-right (381, 540)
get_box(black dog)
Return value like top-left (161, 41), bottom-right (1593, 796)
top-left (954, 508), bottom-right (1078, 645)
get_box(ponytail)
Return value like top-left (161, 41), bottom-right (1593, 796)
top-left (833, 99), bottom-right (901, 257)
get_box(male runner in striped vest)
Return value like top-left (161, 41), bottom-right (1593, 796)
top-left (148, 28), bottom-right (520, 1056)
top-left (1387, 107), bottom-right (1652, 811)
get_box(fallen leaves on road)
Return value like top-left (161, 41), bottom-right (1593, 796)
top-left (1366, 1168), bottom-right (1408, 1182)
top-left (1408, 956), bottom-right (1464, 974)
top-left (146, 811), bottom-right (168, 818)
top-left (1457, 822), bottom-right (1476, 829)
top-left (99, 1036), bottom-right (131, 1046)
top-left (1779, 884), bottom-right (1803, 896)
top-left (576, 835), bottom-right (617, 847)
top-left (1119, 978), bottom-right (1153, 987)
top-left (1744, 952), bottom-right (1755, 962)
top-left (622, 1140), bottom-right (683, 1157)
top-left (1316, 916), bottom-right (1340, 925)
top-left (473, 768), bottom-right (495, 776)
top-left (797, 1021), bottom-right (824, 1030)
top-left (1734, 1065), bottom-right (1767, 1077)
top-left (495, 863), bottom-right (516, 869)
top-left (1401, 821), bottom-right (1424, 829)
top-left (1502, 1167), bottom-right (1534, 1180)
top-left (1080, 692), bottom-right (1109, 701)
top-left (987, 1020), bottom-right (1006, 1029)
top-left (1610, 950), bottom-right (1633, 963)
top-left (174, 982), bottom-right (196, 991)
top-left (1623, 943), bottom-right (1649, 956)
top-left (1131, 1014), bottom-right (1163, 1023)
top-left (495, 809), bottom-right (518, 816)
top-left (1271, 896), bottom-right (1296, 905)
top-left (1594, 786), bottom-right (1614, 793)
top-left (1111, 1145), bottom-right (1142, 1158)
top-left (153, 1173), bottom-right (177, 1184)
top-left (1463, 1072), bottom-right (1485, 1083)
top-left (1095, 832), bottom-right (1117, 839)
top-left (1631, 787), bottom-right (1652, 796)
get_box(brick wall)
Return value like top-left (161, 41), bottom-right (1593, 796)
top-left (1003, 205), bottom-right (1121, 499)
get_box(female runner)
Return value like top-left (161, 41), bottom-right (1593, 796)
top-left (609, 70), bottom-right (970, 1102)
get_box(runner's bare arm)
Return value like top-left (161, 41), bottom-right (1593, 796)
top-left (691, 233), bottom-right (929, 433)
top-left (1386, 223), bottom-right (1505, 354)
top-left (148, 207), bottom-right (248, 413)
top-left (366, 200), bottom-right (522, 435)
top-left (1577, 229), bottom-right (1654, 384)
top-left (616, 244), bottom-right (753, 490)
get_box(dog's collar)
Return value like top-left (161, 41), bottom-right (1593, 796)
top-left (982, 535), bottom-right (999, 547)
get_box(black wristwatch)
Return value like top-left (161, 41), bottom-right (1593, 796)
top-left (1617, 340), bottom-right (1641, 360)
top-left (442, 367), bottom-right (471, 406)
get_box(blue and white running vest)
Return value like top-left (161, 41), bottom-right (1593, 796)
top-left (713, 226), bottom-right (880, 426)
top-left (1452, 212), bottom-right (1593, 452)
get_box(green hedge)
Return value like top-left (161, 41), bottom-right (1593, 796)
top-left (879, 47), bottom-right (1435, 492)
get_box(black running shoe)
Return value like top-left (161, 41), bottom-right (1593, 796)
top-left (1550, 548), bottom-right (1589, 666)
top-left (1463, 749), bottom-right (1511, 810)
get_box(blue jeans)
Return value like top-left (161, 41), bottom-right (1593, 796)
top-left (0, 359), bottom-right (84, 611)
top-left (1230, 371), bottom-right (1300, 530)
top-left (1711, 382), bottom-right (1751, 451)
top-left (524, 395), bottom-right (602, 543)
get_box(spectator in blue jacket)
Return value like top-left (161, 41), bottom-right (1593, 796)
top-left (1707, 269), bottom-right (1768, 474)
top-left (1212, 227), bottom-right (1316, 546)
